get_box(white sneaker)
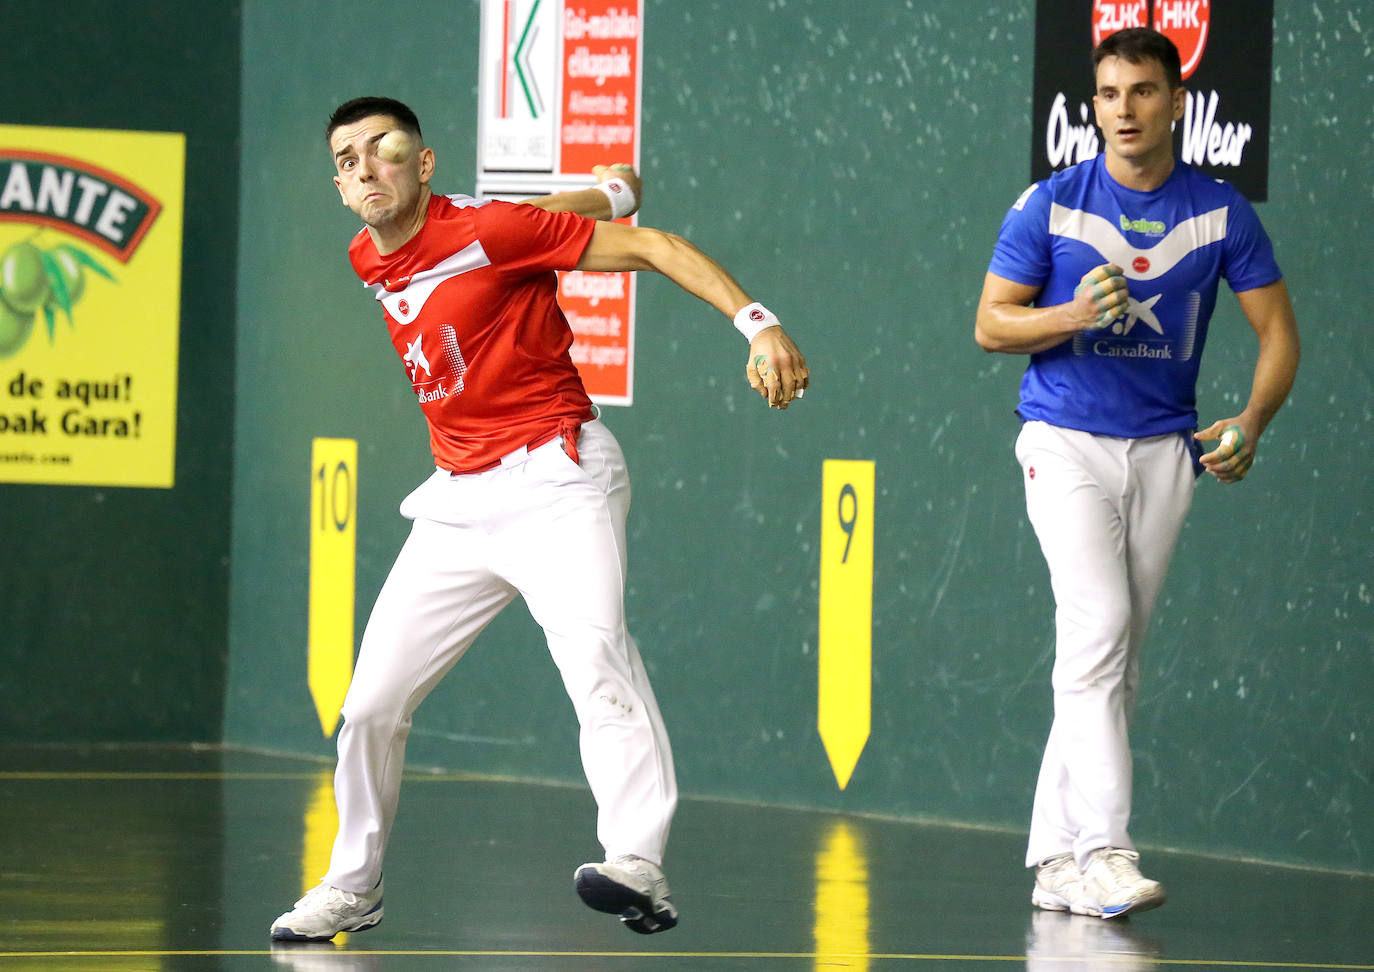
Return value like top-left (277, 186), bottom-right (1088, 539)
top-left (1078, 848), bottom-right (1166, 918)
top-left (574, 855), bottom-right (678, 934)
top-left (269, 880), bottom-right (384, 941)
top-left (1031, 853), bottom-right (1083, 912)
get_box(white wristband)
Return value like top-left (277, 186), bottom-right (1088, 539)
top-left (733, 302), bottom-right (780, 342)
top-left (594, 178), bottom-right (637, 219)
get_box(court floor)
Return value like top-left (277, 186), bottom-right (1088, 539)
top-left (0, 744), bottom-right (1369, 971)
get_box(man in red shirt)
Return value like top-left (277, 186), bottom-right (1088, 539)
top-left (270, 97), bottom-right (808, 943)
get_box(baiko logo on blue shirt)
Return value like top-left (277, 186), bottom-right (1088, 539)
top-left (1119, 214), bottom-right (1166, 236)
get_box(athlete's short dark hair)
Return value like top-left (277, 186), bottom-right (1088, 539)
top-left (326, 97), bottom-right (423, 145)
top-left (1092, 28), bottom-right (1183, 90)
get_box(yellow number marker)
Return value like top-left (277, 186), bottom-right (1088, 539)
top-left (309, 438), bottom-right (357, 738)
top-left (819, 460), bottom-right (874, 790)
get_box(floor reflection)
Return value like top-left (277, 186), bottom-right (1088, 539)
top-left (302, 768), bottom-right (353, 947)
top-left (0, 745), bottom-right (228, 959)
top-left (1025, 908), bottom-right (1162, 970)
top-left (269, 941), bottom-right (382, 971)
top-left (301, 769), bottom-right (337, 894)
top-left (2, 746), bottom-right (1370, 966)
top-left (814, 819), bottom-right (870, 970)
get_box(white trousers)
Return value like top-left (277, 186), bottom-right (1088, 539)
top-left (324, 419), bottom-right (677, 892)
top-left (1016, 421), bottom-right (1196, 869)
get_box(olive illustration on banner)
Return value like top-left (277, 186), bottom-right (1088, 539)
top-left (0, 302), bottom-right (34, 357)
top-left (45, 246), bottom-right (88, 310)
top-left (1, 241), bottom-right (48, 313)
top-left (0, 239), bottom-right (117, 358)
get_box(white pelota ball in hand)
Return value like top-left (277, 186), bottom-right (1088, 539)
top-left (377, 130), bottom-right (412, 163)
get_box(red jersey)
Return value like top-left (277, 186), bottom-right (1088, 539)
top-left (349, 194), bottom-right (596, 473)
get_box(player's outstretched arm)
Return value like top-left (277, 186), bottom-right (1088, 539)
top-left (523, 164), bottom-right (641, 221)
top-left (1195, 279), bottom-right (1299, 484)
top-left (975, 265), bottom-right (1130, 354)
top-left (575, 220), bottom-right (808, 408)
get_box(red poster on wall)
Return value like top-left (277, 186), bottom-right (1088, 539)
top-left (559, 4), bottom-right (640, 174)
top-left (477, 0), bottom-right (642, 405)
top-left (557, 264), bottom-right (634, 405)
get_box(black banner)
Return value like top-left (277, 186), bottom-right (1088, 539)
top-left (1032, 0), bottom-right (1272, 200)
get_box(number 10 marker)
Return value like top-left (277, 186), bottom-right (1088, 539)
top-left (309, 438), bottom-right (357, 738)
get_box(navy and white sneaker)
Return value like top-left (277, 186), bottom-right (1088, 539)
top-left (269, 880), bottom-right (384, 941)
top-left (574, 855), bottom-right (678, 934)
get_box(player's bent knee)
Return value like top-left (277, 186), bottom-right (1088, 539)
top-left (1052, 643), bottom-right (1132, 695)
top-left (573, 678), bottom-right (647, 728)
top-left (339, 701), bottom-right (412, 740)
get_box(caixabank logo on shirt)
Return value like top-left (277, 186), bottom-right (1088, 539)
top-left (1031, 0), bottom-right (1272, 200)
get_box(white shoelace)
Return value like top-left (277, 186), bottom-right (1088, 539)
top-left (298, 884), bottom-right (360, 911)
top-left (1095, 849), bottom-right (1143, 883)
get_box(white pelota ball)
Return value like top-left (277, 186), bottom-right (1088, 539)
top-left (377, 130), bottom-right (412, 163)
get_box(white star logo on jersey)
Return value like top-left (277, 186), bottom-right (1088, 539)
top-left (1111, 293), bottom-right (1164, 337)
top-left (403, 336), bottom-right (432, 380)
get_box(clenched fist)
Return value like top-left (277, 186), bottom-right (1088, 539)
top-left (1074, 264), bottom-right (1130, 330)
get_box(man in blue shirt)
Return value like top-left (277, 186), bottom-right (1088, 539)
top-left (975, 28), bottom-right (1299, 918)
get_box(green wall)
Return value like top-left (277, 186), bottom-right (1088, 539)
top-left (0, 3), bottom-right (240, 740)
top-left (227, 0), bottom-right (1364, 874)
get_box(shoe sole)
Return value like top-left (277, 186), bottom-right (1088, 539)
top-left (1072, 889), bottom-right (1167, 919)
top-left (575, 869), bottom-right (678, 934)
top-left (1030, 888), bottom-right (1072, 912)
top-left (269, 905), bottom-right (384, 942)
top-left (1099, 889), bottom-right (1166, 919)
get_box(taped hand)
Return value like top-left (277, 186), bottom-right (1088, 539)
top-left (1074, 264), bottom-right (1131, 330)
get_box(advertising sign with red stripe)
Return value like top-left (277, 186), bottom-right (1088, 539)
top-left (1033, 0), bottom-right (1272, 200)
top-left (0, 124), bottom-right (184, 487)
top-left (477, 0), bottom-right (642, 406)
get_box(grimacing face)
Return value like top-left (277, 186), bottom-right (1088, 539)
top-left (329, 114), bottom-right (434, 229)
top-left (1092, 55), bottom-right (1186, 169)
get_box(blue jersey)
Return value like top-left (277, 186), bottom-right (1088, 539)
top-left (988, 156), bottom-right (1281, 438)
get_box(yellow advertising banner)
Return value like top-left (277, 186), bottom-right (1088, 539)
top-left (0, 123), bottom-right (185, 487)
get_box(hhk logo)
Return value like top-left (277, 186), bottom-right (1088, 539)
top-left (1154, 1), bottom-right (1210, 79)
top-left (1092, 1), bottom-right (1211, 80)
